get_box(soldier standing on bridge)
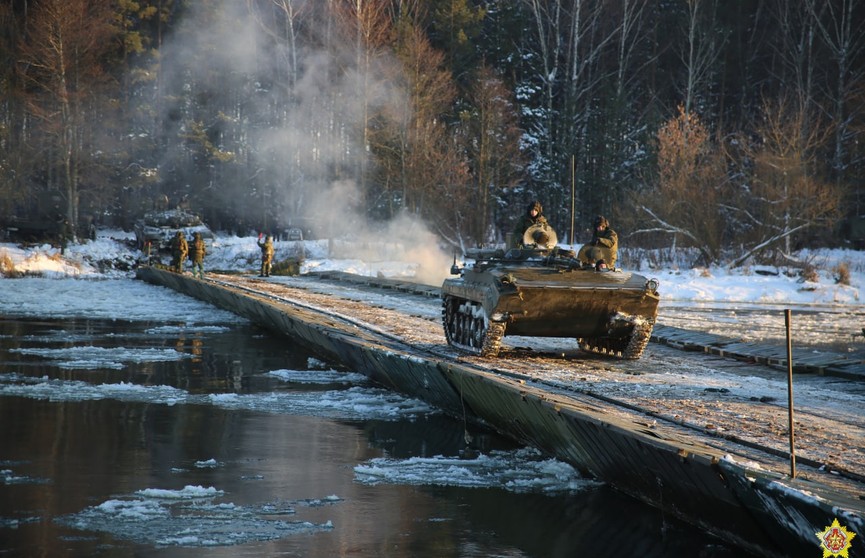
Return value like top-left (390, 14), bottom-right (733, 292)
top-left (170, 231), bottom-right (188, 273)
top-left (188, 231), bottom-right (206, 278)
top-left (258, 233), bottom-right (274, 277)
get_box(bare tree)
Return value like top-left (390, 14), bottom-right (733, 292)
top-left (0, 2), bottom-right (25, 219)
top-left (458, 65), bottom-right (524, 243)
top-left (728, 97), bottom-right (842, 267)
top-left (522, 0), bottom-right (564, 196)
top-left (379, 20), bottom-right (457, 216)
top-left (16, 0), bottom-right (119, 238)
top-left (335, 0), bottom-right (395, 195)
top-left (679, 0), bottom-right (726, 115)
top-left (593, 0), bottom-right (652, 222)
top-left (637, 105), bottom-right (728, 264)
top-left (522, 0), bottom-right (616, 225)
top-left (248, 0), bottom-right (307, 93)
top-left (806, 0), bottom-right (865, 187)
top-left (768, 0), bottom-right (818, 121)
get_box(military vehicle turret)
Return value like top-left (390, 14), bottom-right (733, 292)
top-left (441, 224), bottom-right (660, 359)
top-left (133, 209), bottom-right (213, 252)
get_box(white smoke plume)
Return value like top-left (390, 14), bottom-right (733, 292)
top-left (155, 0), bottom-right (452, 284)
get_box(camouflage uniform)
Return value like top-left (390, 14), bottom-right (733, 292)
top-left (188, 232), bottom-right (206, 278)
top-left (582, 215), bottom-right (618, 267)
top-left (170, 231), bottom-right (188, 273)
top-left (513, 200), bottom-right (549, 247)
top-left (258, 235), bottom-right (274, 277)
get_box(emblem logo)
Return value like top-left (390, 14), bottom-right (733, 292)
top-left (815, 518), bottom-right (856, 558)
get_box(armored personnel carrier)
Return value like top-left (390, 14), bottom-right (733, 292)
top-left (133, 209), bottom-right (214, 252)
top-left (441, 224), bottom-right (660, 359)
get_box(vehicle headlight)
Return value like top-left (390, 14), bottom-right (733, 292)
top-left (645, 279), bottom-right (659, 293)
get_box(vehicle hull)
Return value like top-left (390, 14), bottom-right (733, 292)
top-left (441, 248), bottom-right (660, 358)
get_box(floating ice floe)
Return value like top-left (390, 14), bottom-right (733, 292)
top-left (0, 373), bottom-right (434, 420)
top-left (55, 487), bottom-right (335, 547)
top-left (208, 386), bottom-right (434, 420)
top-left (265, 368), bottom-right (368, 385)
top-left (355, 447), bottom-right (600, 494)
top-left (11, 346), bottom-right (192, 370)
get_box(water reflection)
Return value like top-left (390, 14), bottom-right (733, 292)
top-left (0, 316), bottom-right (738, 557)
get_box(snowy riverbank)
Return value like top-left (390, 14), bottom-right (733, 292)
top-left (2, 229), bottom-right (862, 307)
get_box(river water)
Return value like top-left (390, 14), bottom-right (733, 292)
top-left (0, 280), bottom-right (739, 557)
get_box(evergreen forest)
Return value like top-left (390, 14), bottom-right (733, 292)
top-left (2, 0), bottom-right (865, 264)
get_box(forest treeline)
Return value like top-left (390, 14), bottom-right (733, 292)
top-left (2, 0), bottom-right (864, 264)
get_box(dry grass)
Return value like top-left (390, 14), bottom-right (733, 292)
top-left (834, 262), bottom-right (851, 285)
top-left (800, 265), bottom-right (820, 283)
top-left (0, 250), bottom-right (19, 278)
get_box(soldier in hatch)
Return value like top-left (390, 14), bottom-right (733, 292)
top-left (579, 215), bottom-right (618, 268)
top-left (513, 200), bottom-right (550, 247)
top-left (170, 231), bottom-right (188, 273)
top-left (188, 231), bottom-right (206, 278)
top-left (257, 233), bottom-right (274, 277)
